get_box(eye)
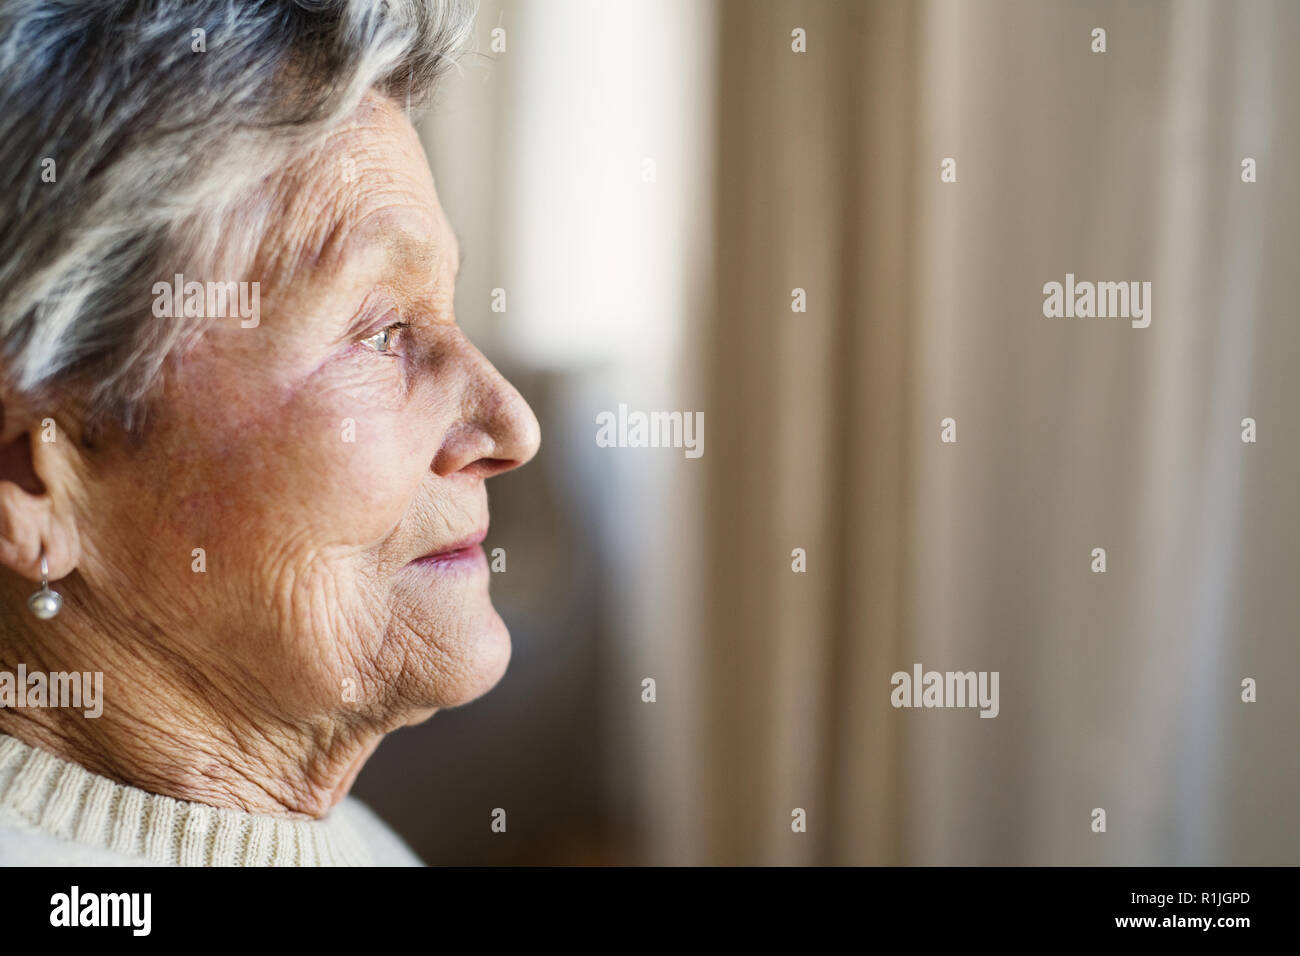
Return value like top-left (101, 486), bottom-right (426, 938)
top-left (359, 320), bottom-right (409, 354)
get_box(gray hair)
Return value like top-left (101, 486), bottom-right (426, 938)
top-left (0, 0), bottom-right (476, 433)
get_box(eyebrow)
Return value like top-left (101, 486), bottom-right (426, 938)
top-left (382, 228), bottom-right (462, 279)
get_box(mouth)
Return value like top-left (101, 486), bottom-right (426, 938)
top-left (408, 528), bottom-right (489, 571)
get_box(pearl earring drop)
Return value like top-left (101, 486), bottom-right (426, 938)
top-left (27, 550), bottom-right (62, 620)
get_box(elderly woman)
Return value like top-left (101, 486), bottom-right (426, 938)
top-left (0, 0), bottom-right (538, 865)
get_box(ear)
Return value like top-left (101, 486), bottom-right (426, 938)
top-left (0, 405), bottom-right (81, 583)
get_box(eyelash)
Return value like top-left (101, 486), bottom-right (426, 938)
top-left (359, 320), bottom-right (410, 355)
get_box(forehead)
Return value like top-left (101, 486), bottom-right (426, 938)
top-left (255, 92), bottom-right (455, 287)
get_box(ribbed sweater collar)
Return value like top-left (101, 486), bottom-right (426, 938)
top-left (0, 732), bottom-right (374, 866)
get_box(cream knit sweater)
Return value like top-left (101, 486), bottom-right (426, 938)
top-left (0, 733), bottom-right (423, 866)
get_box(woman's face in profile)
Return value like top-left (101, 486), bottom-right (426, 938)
top-left (75, 93), bottom-right (540, 734)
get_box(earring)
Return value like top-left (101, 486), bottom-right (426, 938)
top-left (27, 549), bottom-right (62, 620)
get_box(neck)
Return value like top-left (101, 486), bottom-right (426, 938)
top-left (0, 614), bottom-right (380, 819)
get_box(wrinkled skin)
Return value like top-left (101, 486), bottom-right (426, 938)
top-left (0, 92), bottom-right (540, 817)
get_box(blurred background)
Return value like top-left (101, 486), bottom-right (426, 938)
top-left (352, 0), bottom-right (1300, 865)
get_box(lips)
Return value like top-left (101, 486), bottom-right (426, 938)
top-left (410, 528), bottom-right (488, 567)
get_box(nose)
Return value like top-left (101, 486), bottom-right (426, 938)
top-left (431, 335), bottom-right (541, 479)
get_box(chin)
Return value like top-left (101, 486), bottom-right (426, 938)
top-left (388, 564), bottom-right (511, 693)
top-left (421, 603), bottom-right (514, 712)
top-left (445, 607), bottom-right (513, 707)
top-left (380, 610), bottom-right (510, 730)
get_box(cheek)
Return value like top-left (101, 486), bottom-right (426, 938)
top-left (146, 384), bottom-right (441, 712)
top-left (285, 406), bottom-right (426, 542)
top-left (192, 364), bottom-right (436, 550)
top-left (91, 343), bottom-right (508, 716)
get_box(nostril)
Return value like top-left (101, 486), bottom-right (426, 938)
top-left (474, 456), bottom-right (525, 479)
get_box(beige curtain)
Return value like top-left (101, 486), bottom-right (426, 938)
top-left (667, 0), bottom-right (1300, 865)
